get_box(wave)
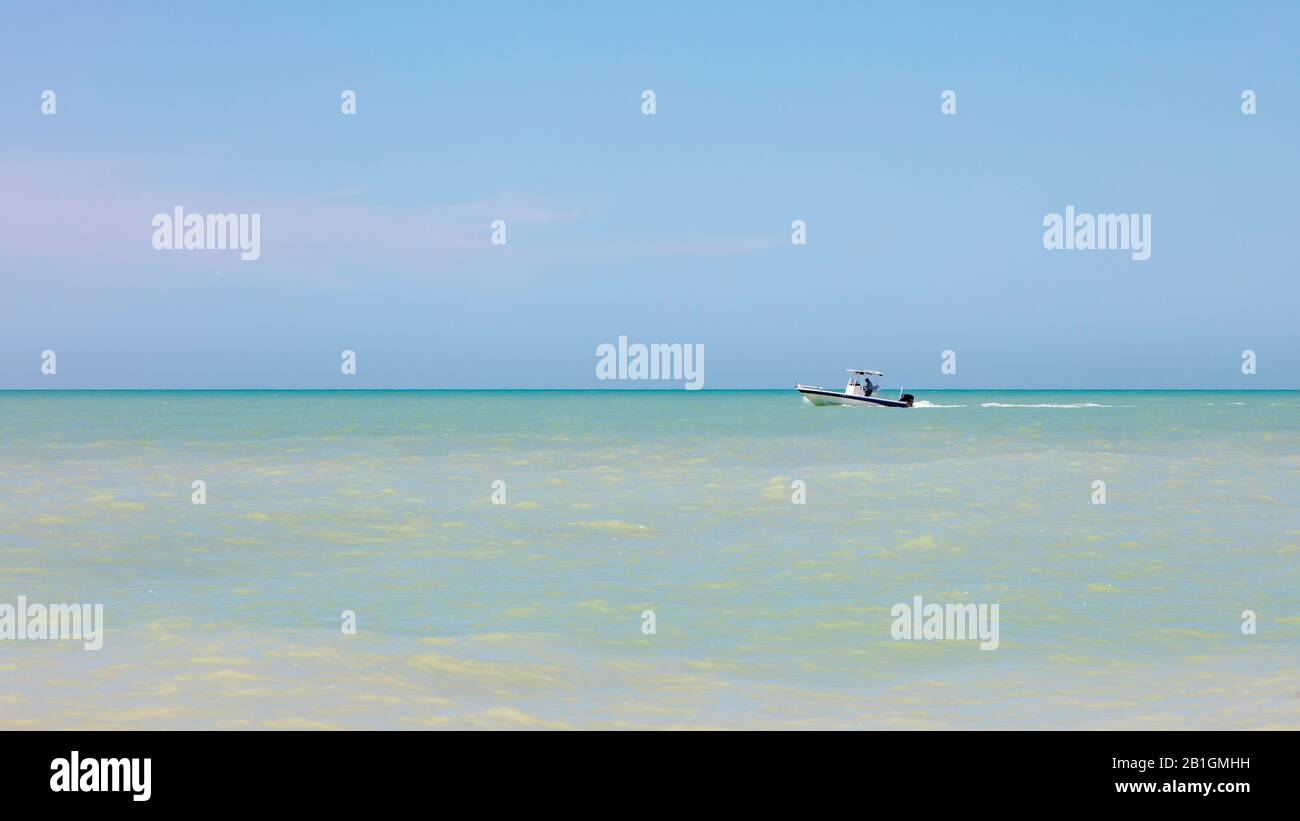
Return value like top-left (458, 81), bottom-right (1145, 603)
top-left (911, 400), bottom-right (966, 408)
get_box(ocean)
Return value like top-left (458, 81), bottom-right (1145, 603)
top-left (2, 390), bottom-right (1297, 729)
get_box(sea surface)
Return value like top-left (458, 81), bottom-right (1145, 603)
top-left (1, 390), bottom-right (1298, 729)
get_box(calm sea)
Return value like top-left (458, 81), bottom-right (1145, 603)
top-left (2, 390), bottom-right (1297, 728)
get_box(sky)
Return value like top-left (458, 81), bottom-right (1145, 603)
top-left (1, 1), bottom-right (1296, 389)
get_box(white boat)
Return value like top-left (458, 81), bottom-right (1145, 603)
top-left (795, 369), bottom-right (915, 408)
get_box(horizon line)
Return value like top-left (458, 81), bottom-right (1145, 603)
top-left (0, 387), bottom-right (1294, 393)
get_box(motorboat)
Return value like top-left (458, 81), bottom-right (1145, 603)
top-left (795, 369), bottom-right (914, 408)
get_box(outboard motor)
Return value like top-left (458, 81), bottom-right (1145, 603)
top-left (900, 393), bottom-right (915, 407)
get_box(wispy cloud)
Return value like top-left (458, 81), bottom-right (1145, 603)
top-left (0, 156), bottom-right (783, 286)
top-left (0, 158), bottom-right (584, 281)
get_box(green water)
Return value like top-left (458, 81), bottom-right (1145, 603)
top-left (1, 390), bottom-right (1297, 728)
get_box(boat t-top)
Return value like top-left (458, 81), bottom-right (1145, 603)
top-left (795, 369), bottom-right (915, 408)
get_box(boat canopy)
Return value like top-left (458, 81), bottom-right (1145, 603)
top-left (847, 369), bottom-right (884, 377)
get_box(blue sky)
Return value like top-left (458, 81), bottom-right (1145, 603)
top-left (1, 1), bottom-right (1296, 388)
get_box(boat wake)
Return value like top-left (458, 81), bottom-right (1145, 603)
top-left (911, 400), bottom-right (965, 408)
top-left (981, 402), bottom-right (1116, 408)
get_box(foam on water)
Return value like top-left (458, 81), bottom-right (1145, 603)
top-left (981, 402), bottom-right (1116, 408)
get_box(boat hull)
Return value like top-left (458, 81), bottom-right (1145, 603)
top-left (795, 385), bottom-right (911, 408)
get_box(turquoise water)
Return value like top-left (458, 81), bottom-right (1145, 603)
top-left (2, 390), bottom-right (1298, 728)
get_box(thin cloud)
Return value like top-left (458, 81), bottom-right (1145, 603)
top-left (0, 158), bottom-right (781, 283)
